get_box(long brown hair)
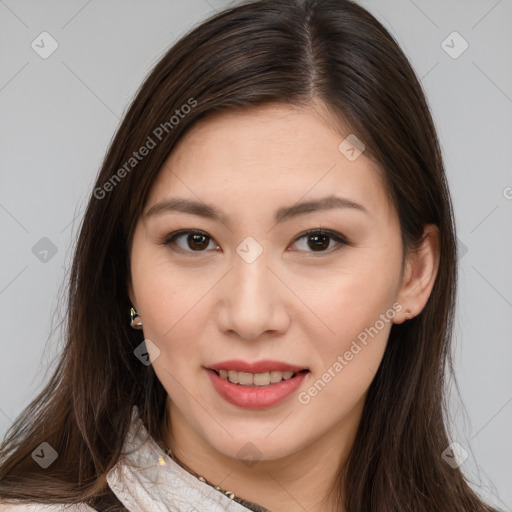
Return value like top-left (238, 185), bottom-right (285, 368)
top-left (0, 1), bottom-right (498, 510)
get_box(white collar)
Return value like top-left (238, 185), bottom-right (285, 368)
top-left (106, 406), bottom-right (255, 512)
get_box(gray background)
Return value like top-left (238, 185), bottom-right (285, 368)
top-left (1, 0), bottom-right (511, 509)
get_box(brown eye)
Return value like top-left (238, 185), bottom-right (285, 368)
top-left (186, 233), bottom-right (210, 251)
top-left (306, 233), bottom-right (330, 251)
top-left (163, 230), bottom-right (219, 254)
top-left (292, 230), bottom-right (348, 253)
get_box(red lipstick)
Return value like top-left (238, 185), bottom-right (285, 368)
top-left (205, 359), bottom-right (309, 409)
top-left (208, 359), bottom-right (308, 373)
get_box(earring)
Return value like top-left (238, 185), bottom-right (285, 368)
top-left (130, 307), bottom-right (143, 330)
top-left (404, 308), bottom-right (414, 321)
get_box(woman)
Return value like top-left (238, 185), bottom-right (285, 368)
top-left (0, 0), bottom-right (500, 511)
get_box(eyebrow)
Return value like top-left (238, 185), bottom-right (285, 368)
top-left (144, 194), bottom-right (368, 225)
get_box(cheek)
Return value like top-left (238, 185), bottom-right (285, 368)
top-left (138, 287), bottom-right (202, 360)
top-left (132, 246), bottom-right (215, 339)
top-left (289, 251), bottom-right (400, 405)
top-left (292, 258), bottom-right (399, 346)
top-left (299, 312), bottom-right (391, 415)
top-left (139, 284), bottom-right (208, 400)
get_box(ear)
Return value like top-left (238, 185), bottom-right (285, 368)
top-left (393, 224), bottom-right (440, 324)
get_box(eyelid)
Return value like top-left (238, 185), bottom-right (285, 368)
top-left (290, 228), bottom-right (348, 254)
top-left (160, 228), bottom-right (349, 255)
top-left (160, 229), bottom-right (219, 256)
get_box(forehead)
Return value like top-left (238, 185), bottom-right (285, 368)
top-left (146, 103), bottom-right (392, 223)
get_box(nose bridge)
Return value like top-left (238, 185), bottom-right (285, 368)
top-left (234, 250), bottom-right (271, 301)
top-left (217, 244), bottom-right (289, 339)
top-left (232, 234), bottom-right (273, 302)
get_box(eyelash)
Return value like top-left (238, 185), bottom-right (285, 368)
top-left (159, 229), bottom-right (349, 257)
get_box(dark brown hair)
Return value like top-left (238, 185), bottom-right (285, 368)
top-left (0, 1), bottom-right (498, 511)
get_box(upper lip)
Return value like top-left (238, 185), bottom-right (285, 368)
top-left (207, 359), bottom-right (309, 373)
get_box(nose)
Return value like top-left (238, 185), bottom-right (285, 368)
top-left (216, 253), bottom-right (291, 341)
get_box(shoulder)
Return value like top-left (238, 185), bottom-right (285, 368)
top-left (0, 502), bottom-right (96, 512)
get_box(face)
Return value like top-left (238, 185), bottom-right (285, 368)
top-left (128, 102), bottom-right (408, 463)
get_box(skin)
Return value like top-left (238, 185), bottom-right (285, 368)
top-left (128, 101), bottom-right (440, 512)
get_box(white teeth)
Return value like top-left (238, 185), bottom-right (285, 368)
top-left (227, 370), bottom-right (239, 384)
top-left (217, 369), bottom-right (298, 386)
top-left (253, 372), bottom-right (271, 386)
top-left (270, 371), bottom-right (282, 383)
top-left (238, 372), bottom-right (254, 385)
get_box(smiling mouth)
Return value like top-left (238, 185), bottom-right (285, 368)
top-left (211, 369), bottom-right (309, 387)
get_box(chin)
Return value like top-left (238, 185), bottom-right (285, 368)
top-left (203, 428), bottom-right (311, 464)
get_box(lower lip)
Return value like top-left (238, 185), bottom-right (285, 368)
top-left (206, 369), bottom-right (308, 410)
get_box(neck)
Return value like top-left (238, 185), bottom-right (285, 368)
top-left (162, 397), bottom-right (364, 512)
